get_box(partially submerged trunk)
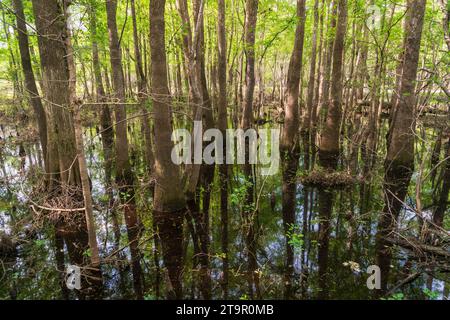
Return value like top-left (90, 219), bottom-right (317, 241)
top-left (31, 0), bottom-right (90, 299)
top-left (150, 0), bottom-right (186, 299)
top-left (73, 100), bottom-right (103, 298)
top-left (106, 0), bottom-right (144, 299)
top-left (376, 0), bottom-right (426, 294)
top-left (241, 0), bottom-right (260, 299)
top-left (433, 135), bottom-right (450, 227)
top-left (217, 0), bottom-right (229, 299)
top-left (175, 0), bottom-right (213, 299)
top-left (280, 0), bottom-right (306, 299)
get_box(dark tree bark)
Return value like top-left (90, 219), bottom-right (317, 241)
top-left (175, 0), bottom-right (213, 299)
top-left (130, 0), bottom-right (154, 174)
top-left (304, 0), bottom-right (319, 132)
top-left (87, 3), bottom-right (124, 285)
top-left (433, 138), bottom-right (450, 227)
top-left (301, 0), bottom-right (320, 172)
top-left (317, 188), bottom-right (333, 299)
top-left (191, 0), bottom-right (214, 299)
top-left (150, 0), bottom-right (186, 300)
top-left (387, 2), bottom-right (410, 150)
top-left (319, 0), bottom-right (347, 169)
top-left (12, 0), bottom-right (47, 169)
top-left (280, 0), bottom-right (306, 300)
top-left (241, 0), bottom-right (260, 299)
top-left (217, 0), bottom-right (229, 299)
top-left (31, 0), bottom-right (90, 299)
top-left (376, 0), bottom-right (426, 294)
top-left (73, 100), bottom-right (104, 298)
top-left (31, 0), bottom-right (81, 186)
top-left (318, 0), bottom-right (337, 118)
top-left (105, 0), bottom-right (144, 299)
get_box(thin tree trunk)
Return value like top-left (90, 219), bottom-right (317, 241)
top-left (193, 0), bottom-right (214, 299)
top-left (217, 0), bottom-right (229, 299)
top-left (241, 0), bottom-right (260, 299)
top-left (106, 0), bottom-right (144, 299)
top-left (131, 0), bottom-right (155, 174)
top-left (433, 139), bottom-right (450, 227)
top-left (175, 0), bottom-right (213, 299)
top-left (304, 0), bottom-right (319, 132)
top-left (280, 0), bottom-right (306, 299)
top-left (88, 1), bottom-right (121, 266)
top-left (12, 0), bottom-right (47, 170)
top-left (73, 100), bottom-right (104, 298)
top-left (317, 188), bottom-right (333, 299)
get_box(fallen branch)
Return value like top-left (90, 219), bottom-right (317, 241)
top-left (386, 272), bottom-right (421, 297)
top-left (385, 237), bottom-right (450, 259)
top-left (30, 204), bottom-right (85, 213)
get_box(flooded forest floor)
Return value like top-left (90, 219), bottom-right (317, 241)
top-left (0, 106), bottom-right (448, 300)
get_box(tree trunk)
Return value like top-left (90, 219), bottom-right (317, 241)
top-left (217, 0), bottom-right (229, 299)
top-left (318, 0), bottom-right (337, 119)
top-left (433, 138), bottom-right (450, 227)
top-left (241, 0), bottom-right (260, 299)
top-left (150, 0), bottom-right (186, 299)
top-left (12, 0), bottom-right (47, 169)
top-left (319, 0), bottom-right (347, 169)
top-left (31, 0), bottom-right (89, 299)
top-left (105, 0), bottom-right (144, 299)
top-left (317, 188), bottom-right (333, 299)
top-left (88, 1), bottom-right (122, 276)
top-left (175, 0), bottom-right (213, 299)
top-left (376, 0), bottom-right (426, 294)
top-left (130, 0), bottom-right (154, 174)
top-left (73, 99), bottom-right (103, 298)
top-left (193, 0), bottom-right (214, 299)
top-left (304, 0), bottom-right (319, 132)
top-left (280, 0), bottom-right (306, 299)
